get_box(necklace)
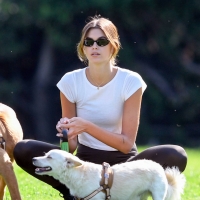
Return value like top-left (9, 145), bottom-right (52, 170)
top-left (88, 69), bottom-right (106, 90)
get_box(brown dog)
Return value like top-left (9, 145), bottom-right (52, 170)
top-left (0, 103), bottom-right (23, 200)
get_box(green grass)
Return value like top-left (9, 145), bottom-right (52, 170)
top-left (4, 147), bottom-right (200, 200)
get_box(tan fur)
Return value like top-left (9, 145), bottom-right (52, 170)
top-left (0, 103), bottom-right (23, 200)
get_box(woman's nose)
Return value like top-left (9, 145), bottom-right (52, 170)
top-left (92, 42), bottom-right (98, 49)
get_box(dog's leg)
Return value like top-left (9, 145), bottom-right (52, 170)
top-left (0, 177), bottom-right (6, 200)
top-left (151, 191), bottom-right (166, 200)
top-left (0, 149), bottom-right (7, 200)
top-left (0, 150), bottom-right (21, 200)
top-left (140, 192), bottom-right (149, 200)
top-left (150, 183), bottom-right (166, 200)
top-left (2, 162), bottom-right (22, 200)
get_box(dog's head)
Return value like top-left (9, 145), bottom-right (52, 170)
top-left (32, 149), bottom-right (82, 176)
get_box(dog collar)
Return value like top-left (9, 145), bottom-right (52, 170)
top-left (74, 162), bottom-right (113, 200)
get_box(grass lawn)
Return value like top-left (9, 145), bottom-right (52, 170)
top-left (4, 147), bottom-right (200, 200)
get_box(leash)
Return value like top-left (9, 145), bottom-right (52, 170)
top-left (75, 162), bottom-right (113, 200)
top-left (60, 129), bottom-right (69, 152)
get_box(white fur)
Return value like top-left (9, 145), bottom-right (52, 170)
top-left (33, 149), bottom-right (185, 200)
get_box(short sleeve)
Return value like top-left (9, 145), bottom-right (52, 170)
top-left (56, 72), bottom-right (77, 103)
top-left (123, 72), bottom-right (147, 101)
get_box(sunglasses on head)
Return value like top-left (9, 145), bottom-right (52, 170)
top-left (83, 38), bottom-right (110, 47)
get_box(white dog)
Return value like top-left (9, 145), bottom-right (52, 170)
top-left (33, 149), bottom-right (185, 200)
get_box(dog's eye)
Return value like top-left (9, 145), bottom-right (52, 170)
top-left (47, 156), bottom-right (52, 159)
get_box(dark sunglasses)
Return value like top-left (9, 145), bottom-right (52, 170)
top-left (83, 38), bottom-right (110, 47)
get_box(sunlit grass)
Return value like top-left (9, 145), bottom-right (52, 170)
top-left (4, 147), bottom-right (200, 200)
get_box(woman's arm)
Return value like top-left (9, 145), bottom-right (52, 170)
top-left (57, 88), bottom-right (143, 154)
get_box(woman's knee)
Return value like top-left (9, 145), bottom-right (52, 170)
top-left (172, 145), bottom-right (187, 172)
top-left (14, 139), bottom-right (60, 162)
top-left (13, 140), bottom-right (32, 162)
top-left (162, 145), bottom-right (187, 172)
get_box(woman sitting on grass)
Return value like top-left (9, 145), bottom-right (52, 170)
top-left (14, 16), bottom-right (187, 200)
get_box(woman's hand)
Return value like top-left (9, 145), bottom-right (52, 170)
top-left (56, 117), bottom-right (70, 132)
top-left (56, 117), bottom-right (89, 140)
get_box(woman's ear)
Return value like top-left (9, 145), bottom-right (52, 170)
top-left (83, 48), bottom-right (88, 62)
top-left (110, 46), bottom-right (114, 58)
top-left (83, 47), bottom-right (86, 54)
top-left (111, 46), bottom-right (114, 55)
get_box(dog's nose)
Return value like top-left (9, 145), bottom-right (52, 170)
top-left (32, 158), bottom-right (36, 162)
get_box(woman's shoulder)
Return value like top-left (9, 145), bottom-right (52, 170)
top-left (117, 67), bottom-right (143, 79)
top-left (117, 67), bottom-right (147, 96)
top-left (60, 67), bottom-right (86, 80)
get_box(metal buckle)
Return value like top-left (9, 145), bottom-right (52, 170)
top-left (103, 162), bottom-right (110, 168)
top-left (0, 133), bottom-right (6, 150)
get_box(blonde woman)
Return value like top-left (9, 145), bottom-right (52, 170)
top-left (14, 16), bottom-right (187, 200)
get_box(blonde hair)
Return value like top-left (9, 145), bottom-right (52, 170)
top-left (77, 16), bottom-right (121, 65)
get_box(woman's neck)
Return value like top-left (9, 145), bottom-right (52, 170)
top-left (88, 62), bottom-right (113, 75)
top-left (86, 62), bottom-right (117, 88)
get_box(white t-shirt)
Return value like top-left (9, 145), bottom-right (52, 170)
top-left (57, 67), bottom-right (147, 151)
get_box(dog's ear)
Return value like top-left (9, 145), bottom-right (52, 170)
top-left (66, 158), bottom-right (82, 168)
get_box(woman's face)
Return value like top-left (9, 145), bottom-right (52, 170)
top-left (83, 28), bottom-right (113, 66)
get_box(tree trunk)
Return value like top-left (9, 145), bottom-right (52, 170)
top-left (32, 37), bottom-right (54, 141)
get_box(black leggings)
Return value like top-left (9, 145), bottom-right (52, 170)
top-left (13, 140), bottom-right (187, 197)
